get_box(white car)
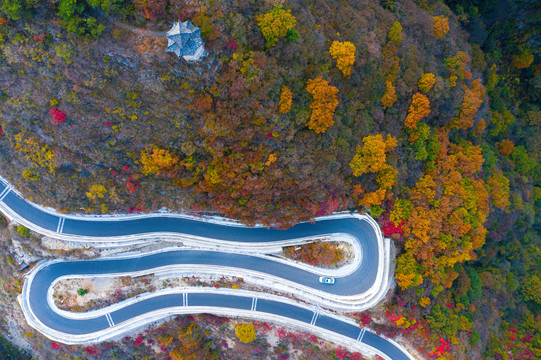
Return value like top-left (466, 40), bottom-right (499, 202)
top-left (319, 276), bottom-right (335, 284)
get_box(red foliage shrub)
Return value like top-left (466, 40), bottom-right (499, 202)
top-left (123, 165), bottom-right (130, 171)
top-left (336, 348), bottom-right (348, 359)
top-left (105, 121), bottom-right (111, 126)
top-left (49, 108), bottom-right (66, 125)
top-left (358, 312), bottom-right (372, 325)
top-left (381, 220), bottom-right (403, 237)
top-left (51, 342), bottom-right (62, 350)
top-left (226, 40), bottom-right (238, 51)
top-left (134, 335), bottom-right (144, 346)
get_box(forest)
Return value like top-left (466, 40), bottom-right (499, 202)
top-left (0, 0), bottom-right (539, 359)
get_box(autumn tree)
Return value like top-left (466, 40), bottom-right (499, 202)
top-left (329, 41), bottom-right (356, 77)
top-left (350, 134), bottom-right (397, 176)
top-left (376, 164), bottom-right (397, 190)
top-left (445, 52), bottom-right (471, 86)
top-left (405, 93), bottom-right (430, 129)
top-left (395, 252), bottom-right (423, 289)
top-left (418, 73), bottom-right (436, 93)
top-left (522, 275), bottom-right (541, 304)
top-left (486, 169), bottom-right (510, 210)
top-left (450, 79), bottom-right (485, 130)
top-left (512, 46), bottom-right (534, 69)
top-left (351, 134), bottom-right (397, 208)
top-left (235, 323), bottom-right (256, 343)
top-left (398, 135), bottom-right (489, 290)
top-left (432, 16), bottom-right (449, 39)
top-left (381, 81), bottom-right (397, 108)
top-left (497, 139), bottom-right (515, 157)
top-left (390, 199), bottom-right (413, 226)
top-left (278, 86), bottom-right (292, 114)
top-left (257, 5), bottom-right (297, 48)
top-left (358, 189), bottom-right (386, 208)
top-left (139, 146), bottom-right (179, 176)
top-left (306, 77), bottom-right (339, 134)
top-left (86, 184), bottom-right (107, 200)
top-left (387, 21), bottom-right (402, 44)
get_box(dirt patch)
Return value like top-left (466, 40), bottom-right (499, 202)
top-left (280, 240), bottom-right (354, 269)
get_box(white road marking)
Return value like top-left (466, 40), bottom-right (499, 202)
top-left (182, 293), bottom-right (188, 306)
top-left (251, 297), bottom-right (258, 311)
top-left (59, 218), bottom-right (65, 233)
top-left (56, 218), bottom-right (63, 233)
top-left (0, 187), bottom-right (11, 201)
top-left (105, 313), bottom-right (114, 327)
top-left (310, 311), bottom-right (319, 326)
top-left (357, 328), bottom-right (366, 342)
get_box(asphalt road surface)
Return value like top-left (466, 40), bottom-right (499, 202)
top-left (0, 181), bottom-right (412, 360)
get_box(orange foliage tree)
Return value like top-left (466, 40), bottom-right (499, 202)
top-left (405, 93), bottom-right (431, 129)
top-left (432, 16), bottom-right (449, 39)
top-left (418, 73), bottom-right (436, 93)
top-left (139, 146), bottom-right (179, 176)
top-left (306, 77), bottom-right (339, 134)
top-left (497, 139), bottom-right (515, 156)
top-left (329, 41), bottom-right (356, 77)
top-left (358, 189), bottom-right (386, 208)
top-left (278, 86), bottom-right (293, 114)
top-left (381, 81), bottom-right (397, 108)
top-left (450, 79), bottom-right (485, 130)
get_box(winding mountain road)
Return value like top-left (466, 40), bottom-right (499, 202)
top-left (0, 179), bottom-right (415, 360)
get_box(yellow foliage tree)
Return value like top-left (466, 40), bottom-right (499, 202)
top-left (329, 41), bottom-right (356, 77)
top-left (381, 80), bottom-right (397, 108)
top-left (140, 147), bottom-right (179, 176)
top-left (419, 296), bottom-right (431, 307)
top-left (350, 134), bottom-right (397, 176)
top-left (13, 133), bottom-right (57, 175)
top-left (256, 5), bottom-right (297, 48)
top-left (387, 21), bottom-right (402, 44)
top-left (445, 51), bottom-right (471, 85)
top-left (235, 323), bottom-right (256, 343)
top-left (418, 73), bottom-right (436, 93)
top-left (376, 164), bottom-right (398, 190)
top-left (86, 184), bottom-right (107, 200)
top-left (522, 275), bottom-right (541, 304)
top-left (306, 77), bottom-right (339, 134)
top-left (395, 252), bottom-right (423, 289)
top-left (278, 86), bottom-right (293, 114)
top-left (512, 47), bottom-right (534, 69)
top-left (432, 16), bottom-right (449, 39)
top-left (405, 93), bottom-right (431, 129)
top-left (486, 169), bottom-right (510, 210)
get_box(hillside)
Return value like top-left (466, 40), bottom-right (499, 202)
top-left (0, 0), bottom-right (539, 359)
